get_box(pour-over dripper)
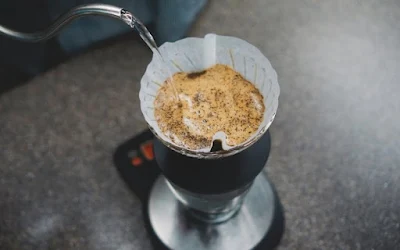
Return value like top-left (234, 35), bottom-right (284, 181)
top-left (140, 34), bottom-right (280, 159)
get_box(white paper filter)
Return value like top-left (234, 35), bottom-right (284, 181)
top-left (139, 34), bottom-right (280, 157)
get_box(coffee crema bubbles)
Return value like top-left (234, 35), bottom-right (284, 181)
top-left (154, 64), bottom-right (265, 150)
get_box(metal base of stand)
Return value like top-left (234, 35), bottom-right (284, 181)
top-left (147, 172), bottom-right (281, 250)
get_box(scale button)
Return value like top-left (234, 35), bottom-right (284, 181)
top-left (131, 156), bottom-right (143, 167)
top-left (140, 140), bottom-right (154, 160)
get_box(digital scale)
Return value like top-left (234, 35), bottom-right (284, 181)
top-left (113, 130), bottom-right (285, 250)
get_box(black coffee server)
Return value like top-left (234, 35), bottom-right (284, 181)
top-left (114, 128), bottom-right (284, 250)
top-left (0, 4), bottom-right (285, 249)
top-left (147, 130), bottom-right (285, 250)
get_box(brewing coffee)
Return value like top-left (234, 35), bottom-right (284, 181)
top-left (154, 64), bottom-right (265, 150)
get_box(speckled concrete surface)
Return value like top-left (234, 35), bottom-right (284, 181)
top-left (1, 0), bottom-right (400, 249)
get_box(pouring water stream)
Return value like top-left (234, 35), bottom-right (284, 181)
top-left (121, 10), bottom-right (180, 101)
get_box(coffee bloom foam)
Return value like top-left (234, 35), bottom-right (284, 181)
top-left (139, 34), bottom-right (280, 159)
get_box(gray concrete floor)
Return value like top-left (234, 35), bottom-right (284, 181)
top-left (1, 0), bottom-right (400, 249)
